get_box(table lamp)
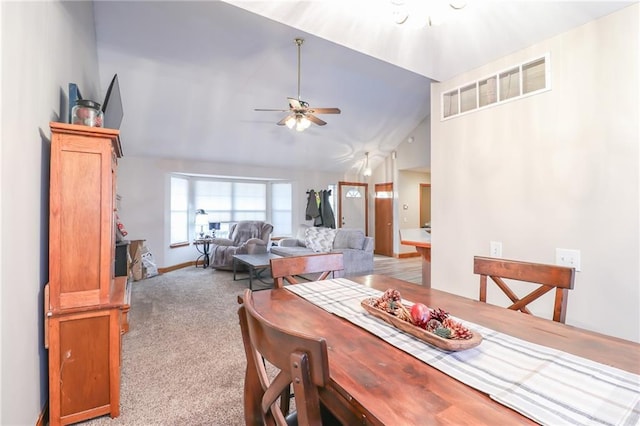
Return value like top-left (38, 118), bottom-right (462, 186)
top-left (195, 209), bottom-right (209, 238)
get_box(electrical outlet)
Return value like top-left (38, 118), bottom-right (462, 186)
top-left (490, 241), bottom-right (502, 258)
top-left (556, 248), bottom-right (581, 271)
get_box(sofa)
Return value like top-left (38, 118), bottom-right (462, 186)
top-left (270, 225), bottom-right (374, 277)
top-left (209, 221), bottom-right (273, 270)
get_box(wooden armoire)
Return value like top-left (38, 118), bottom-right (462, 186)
top-left (45, 122), bottom-right (129, 426)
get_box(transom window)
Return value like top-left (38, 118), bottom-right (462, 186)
top-left (346, 188), bottom-right (362, 198)
top-left (442, 54), bottom-right (550, 120)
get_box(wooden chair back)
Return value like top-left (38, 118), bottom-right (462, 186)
top-left (473, 256), bottom-right (575, 323)
top-left (270, 254), bottom-right (345, 289)
top-left (238, 289), bottom-right (330, 426)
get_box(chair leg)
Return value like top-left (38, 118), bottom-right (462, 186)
top-left (479, 275), bottom-right (487, 302)
top-left (279, 385), bottom-right (291, 417)
top-left (238, 306), bottom-right (263, 425)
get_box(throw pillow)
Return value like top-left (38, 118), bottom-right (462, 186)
top-left (333, 229), bottom-right (365, 250)
top-left (296, 224), bottom-right (310, 246)
top-left (304, 227), bottom-right (337, 253)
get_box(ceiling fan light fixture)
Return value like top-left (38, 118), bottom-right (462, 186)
top-left (449, 1), bottom-right (467, 10)
top-left (428, 14), bottom-right (444, 26)
top-left (391, 0), bottom-right (465, 27)
top-left (295, 115), bottom-right (311, 132)
top-left (285, 115), bottom-right (296, 129)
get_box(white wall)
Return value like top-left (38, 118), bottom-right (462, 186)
top-left (0, 1), bottom-right (100, 423)
top-left (395, 116), bottom-right (430, 172)
top-left (117, 157), bottom-right (342, 268)
top-left (431, 5), bottom-right (639, 342)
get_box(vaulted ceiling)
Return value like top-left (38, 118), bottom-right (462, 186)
top-left (93, 1), bottom-right (632, 175)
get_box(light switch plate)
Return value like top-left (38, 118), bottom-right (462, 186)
top-left (490, 241), bottom-right (502, 258)
top-left (556, 248), bottom-right (581, 271)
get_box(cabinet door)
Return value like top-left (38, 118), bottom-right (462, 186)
top-left (49, 124), bottom-right (118, 310)
top-left (48, 308), bottom-right (121, 425)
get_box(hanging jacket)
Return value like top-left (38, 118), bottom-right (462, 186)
top-left (305, 190), bottom-right (320, 221)
top-left (320, 190), bottom-right (336, 229)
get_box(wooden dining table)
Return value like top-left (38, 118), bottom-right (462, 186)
top-left (247, 274), bottom-right (640, 425)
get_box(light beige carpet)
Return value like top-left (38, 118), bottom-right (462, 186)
top-left (80, 266), bottom-right (251, 426)
top-left (79, 257), bottom-right (420, 426)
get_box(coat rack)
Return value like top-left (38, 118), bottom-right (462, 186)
top-left (306, 189), bottom-right (331, 195)
top-left (307, 189), bottom-right (331, 195)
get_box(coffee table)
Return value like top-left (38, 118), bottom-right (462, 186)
top-left (232, 253), bottom-right (282, 290)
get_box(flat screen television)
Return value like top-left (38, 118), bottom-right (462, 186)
top-left (68, 83), bottom-right (82, 123)
top-left (101, 74), bottom-right (123, 130)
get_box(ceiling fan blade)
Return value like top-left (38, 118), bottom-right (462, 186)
top-left (308, 107), bottom-right (341, 114)
top-left (255, 108), bottom-right (289, 112)
top-left (276, 114), bottom-right (293, 126)
top-left (287, 97), bottom-right (302, 110)
top-left (306, 114), bottom-right (327, 126)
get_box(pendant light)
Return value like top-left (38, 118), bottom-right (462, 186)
top-left (363, 152), bottom-right (372, 177)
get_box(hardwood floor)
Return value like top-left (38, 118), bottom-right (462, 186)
top-left (372, 255), bottom-right (422, 284)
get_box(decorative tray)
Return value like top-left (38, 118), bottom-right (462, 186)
top-left (361, 297), bottom-right (483, 352)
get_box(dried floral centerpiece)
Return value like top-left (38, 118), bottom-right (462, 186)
top-left (361, 288), bottom-right (482, 351)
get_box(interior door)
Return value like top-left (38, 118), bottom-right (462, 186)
top-left (374, 182), bottom-right (393, 256)
top-left (420, 184), bottom-right (431, 227)
top-left (338, 182), bottom-right (368, 233)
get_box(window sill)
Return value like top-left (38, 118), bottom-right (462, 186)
top-left (170, 241), bottom-right (189, 249)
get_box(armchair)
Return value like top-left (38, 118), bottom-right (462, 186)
top-left (209, 221), bottom-right (273, 270)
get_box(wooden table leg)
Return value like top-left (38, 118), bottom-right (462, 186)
top-left (414, 246), bottom-right (431, 288)
top-left (233, 258), bottom-right (238, 281)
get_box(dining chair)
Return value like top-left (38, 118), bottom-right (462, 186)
top-left (238, 289), bottom-right (343, 426)
top-left (270, 253), bottom-right (344, 289)
top-left (473, 256), bottom-right (576, 323)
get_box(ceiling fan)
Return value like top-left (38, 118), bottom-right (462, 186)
top-left (254, 38), bottom-right (341, 132)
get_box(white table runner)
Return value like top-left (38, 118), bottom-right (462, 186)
top-left (285, 278), bottom-right (640, 426)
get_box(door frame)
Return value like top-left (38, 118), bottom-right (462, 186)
top-left (338, 181), bottom-right (369, 235)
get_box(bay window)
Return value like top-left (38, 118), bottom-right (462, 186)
top-left (170, 176), bottom-right (291, 244)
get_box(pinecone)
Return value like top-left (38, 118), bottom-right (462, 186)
top-left (443, 318), bottom-right (473, 340)
top-left (425, 319), bottom-right (442, 332)
top-left (381, 288), bottom-right (402, 302)
top-left (434, 327), bottom-right (452, 339)
top-left (372, 289), bottom-right (404, 314)
top-left (430, 307), bottom-right (450, 322)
